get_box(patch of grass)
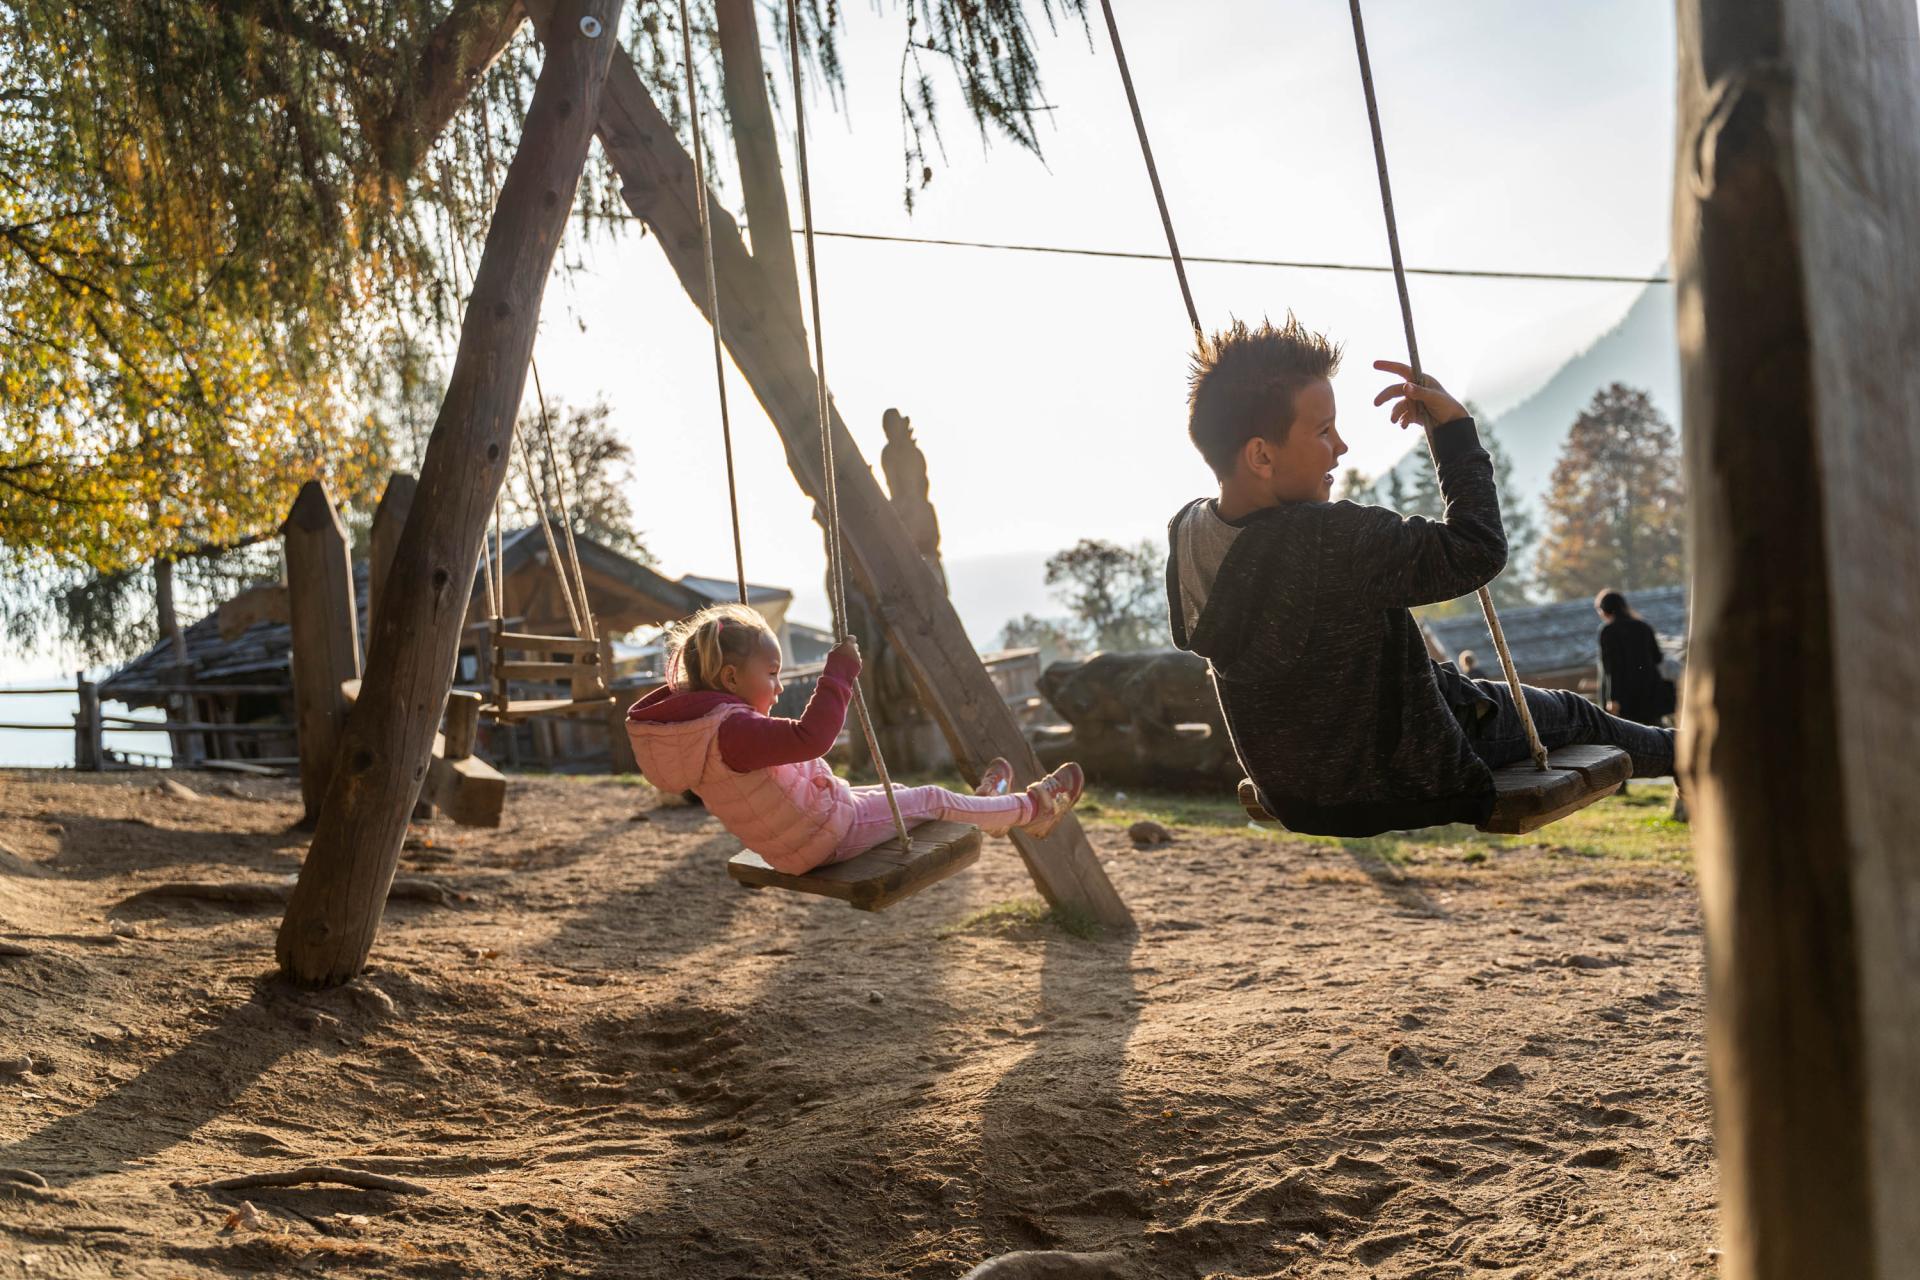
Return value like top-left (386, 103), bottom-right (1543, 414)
top-left (1065, 778), bottom-right (1691, 870)
top-left (1299, 782), bottom-right (1694, 869)
top-left (940, 896), bottom-right (1103, 941)
top-left (1075, 785), bottom-right (1287, 839)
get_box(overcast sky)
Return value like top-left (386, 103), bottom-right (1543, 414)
top-left (531, 0), bottom-right (1677, 636)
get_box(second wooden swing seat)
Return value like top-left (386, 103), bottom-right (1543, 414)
top-left (1236, 744), bottom-right (1632, 837)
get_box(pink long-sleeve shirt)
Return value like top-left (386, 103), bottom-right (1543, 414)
top-left (626, 646), bottom-right (859, 772)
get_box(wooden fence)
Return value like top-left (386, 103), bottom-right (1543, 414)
top-left (0, 676), bottom-right (292, 772)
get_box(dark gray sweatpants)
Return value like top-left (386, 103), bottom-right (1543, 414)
top-left (1463, 679), bottom-right (1676, 778)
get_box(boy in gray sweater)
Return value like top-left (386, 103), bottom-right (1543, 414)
top-left (1166, 317), bottom-right (1675, 837)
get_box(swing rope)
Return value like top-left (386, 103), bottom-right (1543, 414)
top-left (784, 0), bottom-right (913, 853)
top-left (1095, 0), bottom-right (1201, 341)
top-left (1344, 0), bottom-right (1546, 770)
top-left (1097, 0), bottom-right (1548, 773)
top-left (675, 0), bottom-right (750, 607)
top-left (529, 361), bottom-right (597, 642)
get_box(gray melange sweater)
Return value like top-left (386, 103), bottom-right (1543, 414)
top-left (1166, 418), bottom-right (1507, 836)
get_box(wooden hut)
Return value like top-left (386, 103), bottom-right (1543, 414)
top-left (1424, 584), bottom-right (1687, 692)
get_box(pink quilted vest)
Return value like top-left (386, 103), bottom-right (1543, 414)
top-left (625, 702), bottom-right (858, 874)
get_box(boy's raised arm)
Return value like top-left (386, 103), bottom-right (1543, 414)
top-left (1347, 364), bottom-right (1509, 608)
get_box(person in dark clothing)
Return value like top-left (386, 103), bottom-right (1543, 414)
top-left (1166, 316), bottom-right (1676, 837)
top-left (1594, 590), bottom-right (1670, 725)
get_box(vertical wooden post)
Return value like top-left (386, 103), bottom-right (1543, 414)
top-left (443, 690), bottom-right (482, 762)
top-left (73, 674), bottom-right (102, 772)
top-left (601, 635), bottom-right (636, 773)
top-left (1674, 1), bottom-right (1920, 1273)
top-left (276, 0), bottom-right (626, 987)
top-left (282, 480), bottom-right (362, 826)
top-left (368, 472), bottom-right (418, 641)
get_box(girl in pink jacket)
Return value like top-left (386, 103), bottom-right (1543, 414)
top-left (626, 604), bottom-right (1085, 875)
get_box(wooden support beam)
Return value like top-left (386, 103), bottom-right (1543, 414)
top-left (217, 583), bottom-right (290, 641)
top-left (601, 636), bottom-right (636, 774)
top-left (73, 674), bottom-right (102, 772)
top-left (423, 731), bottom-right (506, 827)
top-left (276, 0), bottom-right (626, 988)
top-left (713, 0), bottom-right (800, 320)
top-left (1674, 2), bottom-right (1920, 1273)
top-left (282, 481), bottom-right (362, 826)
top-left (368, 472), bottom-right (418, 641)
top-left (584, 34), bottom-right (1131, 930)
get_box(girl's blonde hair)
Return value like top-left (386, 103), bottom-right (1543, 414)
top-left (664, 603), bottom-right (775, 692)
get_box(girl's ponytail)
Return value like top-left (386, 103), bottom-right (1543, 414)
top-left (664, 603), bottom-right (771, 692)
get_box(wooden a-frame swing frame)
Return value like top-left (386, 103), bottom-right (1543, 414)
top-left (277, 0), bottom-right (1130, 992)
top-left (268, 5), bottom-right (1920, 1272)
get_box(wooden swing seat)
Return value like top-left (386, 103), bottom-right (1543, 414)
top-left (487, 624), bottom-right (609, 720)
top-left (1237, 744), bottom-right (1631, 836)
top-left (486, 694), bottom-right (617, 723)
top-left (726, 819), bottom-right (983, 911)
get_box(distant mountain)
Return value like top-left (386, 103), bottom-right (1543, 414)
top-left (1375, 280), bottom-right (1681, 512)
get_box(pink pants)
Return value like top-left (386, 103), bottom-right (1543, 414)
top-left (827, 784), bottom-right (1035, 864)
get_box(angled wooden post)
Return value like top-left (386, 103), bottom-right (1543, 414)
top-left (282, 480), bottom-right (362, 826)
top-left (1675, 0), bottom-right (1920, 1273)
top-left (584, 32), bottom-right (1132, 930)
top-left (276, 0), bottom-right (627, 986)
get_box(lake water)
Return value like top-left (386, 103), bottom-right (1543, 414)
top-left (0, 685), bottom-right (173, 769)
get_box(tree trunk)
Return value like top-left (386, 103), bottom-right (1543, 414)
top-left (1674, 1), bottom-right (1920, 1273)
top-left (276, 0), bottom-right (627, 987)
top-left (713, 0), bottom-right (800, 320)
top-left (588, 38), bottom-right (1130, 929)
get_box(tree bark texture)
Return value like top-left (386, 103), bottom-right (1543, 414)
top-left (590, 40), bottom-right (1131, 929)
top-left (277, 0), bottom-right (626, 986)
top-left (1673, 1), bottom-right (1920, 1273)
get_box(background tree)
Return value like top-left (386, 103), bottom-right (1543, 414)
top-left (501, 397), bottom-right (651, 559)
top-left (2, 0), bottom-right (1087, 658)
top-left (1535, 382), bottom-right (1686, 598)
top-left (1043, 538), bottom-right (1167, 653)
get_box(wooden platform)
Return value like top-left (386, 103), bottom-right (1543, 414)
top-left (1237, 744), bottom-right (1632, 836)
top-left (726, 819), bottom-right (983, 912)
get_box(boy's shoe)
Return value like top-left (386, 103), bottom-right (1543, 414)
top-left (1022, 762), bottom-right (1085, 839)
top-left (975, 757), bottom-right (1014, 797)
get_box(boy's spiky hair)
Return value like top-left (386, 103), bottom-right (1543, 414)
top-left (1187, 315), bottom-right (1343, 480)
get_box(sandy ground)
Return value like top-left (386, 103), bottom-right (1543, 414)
top-left (0, 771), bottom-right (1715, 1279)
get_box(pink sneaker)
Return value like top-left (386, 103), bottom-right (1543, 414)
top-left (975, 757), bottom-right (1014, 797)
top-left (1022, 762), bottom-right (1085, 839)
